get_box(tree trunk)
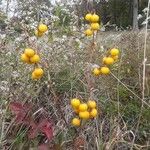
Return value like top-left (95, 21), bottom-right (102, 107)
top-left (113, 0), bottom-right (117, 25)
top-left (133, 0), bottom-right (139, 30)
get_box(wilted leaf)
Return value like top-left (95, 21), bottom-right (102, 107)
top-left (39, 119), bottom-right (53, 140)
top-left (9, 101), bottom-right (31, 124)
top-left (9, 102), bottom-right (24, 114)
top-left (38, 144), bottom-right (49, 150)
top-left (28, 121), bottom-right (38, 139)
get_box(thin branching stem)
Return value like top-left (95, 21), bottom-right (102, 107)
top-left (111, 73), bottom-right (150, 107)
top-left (130, 1), bottom-right (150, 149)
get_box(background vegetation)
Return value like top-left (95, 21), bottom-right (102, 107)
top-left (0, 0), bottom-right (150, 149)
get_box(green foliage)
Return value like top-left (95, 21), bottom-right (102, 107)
top-left (104, 101), bottom-right (118, 116)
top-left (122, 100), bottom-right (140, 122)
top-left (108, 0), bottom-right (132, 28)
top-left (94, 0), bottom-right (148, 28)
top-left (53, 68), bottom-right (85, 94)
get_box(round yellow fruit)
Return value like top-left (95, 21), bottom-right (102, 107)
top-left (32, 72), bottom-right (36, 79)
top-left (85, 29), bottom-right (93, 36)
top-left (91, 23), bottom-right (100, 30)
top-left (35, 30), bottom-right (43, 37)
top-left (104, 57), bottom-right (114, 65)
top-left (110, 48), bottom-right (119, 56)
top-left (87, 100), bottom-right (96, 109)
top-left (79, 103), bottom-right (88, 112)
top-left (101, 67), bottom-right (110, 74)
top-left (91, 14), bottom-right (99, 22)
top-left (30, 54), bottom-right (40, 63)
top-left (31, 72), bottom-right (41, 80)
top-left (79, 111), bottom-right (90, 119)
top-left (72, 118), bottom-right (81, 126)
top-left (102, 57), bottom-right (107, 63)
top-left (33, 68), bottom-right (44, 77)
top-left (71, 98), bottom-right (81, 108)
top-left (38, 24), bottom-right (48, 33)
top-left (112, 55), bottom-right (119, 61)
top-left (21, 53), bottom-right (30, 63)
top-left (92, 68), bottom-right (101, 76)
top-left (24, 48), bottom-right (35, 57)
top-left (85, 13), bottom-right (92, 21)
top-left (90, 108), bottom-right (98, 118)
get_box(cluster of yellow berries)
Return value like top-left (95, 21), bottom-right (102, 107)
top-left (92, 48), bottom-right (120, 76)
top-left (35, 24), bottom-right (48, 37)
top-left (21, 48), bottom-right (40, 64)
top-left (71, 98), bottom-right (98, 127)
top-left (20, 23), bottom-right (48, 80)
top-left (21, 48), bottom-right (44, 80)
top-left (84, 13), bottom-right (100, 36)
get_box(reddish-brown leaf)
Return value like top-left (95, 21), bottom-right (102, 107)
top-left (38, 119), bottom-right (53, 140)
top-left (9, 101), bottom-right (31, 124)
top-left (28, 121), bottom-right (38, 139)
top-left (9, 102), bottom-right (24, 115)
top-left (10, 102), bottom-right (31, 114)
top-left (38, 144), bottom-right (49, 150)
top-left (15, 113), bottom-right (27, 124)
top-left (10, 102), bottom-right (53, 141)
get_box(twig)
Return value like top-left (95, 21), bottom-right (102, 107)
top-left (130, 1), bottom-right (150, 149)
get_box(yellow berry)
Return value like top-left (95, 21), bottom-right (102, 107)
top-left (38, 24), bottom-right (48, 33)
top-left (31, 72), bottom-right (41, 80)
top-left (35, 30), bottom-right (43, 37)
top-left (79, 103), bottom-right (88, 112)
top-left (104, 57), bottom-right (114, 65)
top-left (30, 54), bottom-right (40, 63)
top-left (112, 55), bottom-right (119, 61)
top-left (21, 53), bottom-right (30, 63)
top-left (79, 111), bottom-right (90, 119)
top-left (102, 57), bottom-right (107, 63)
top-left (85, 29), bottom-right (93, 36)
top-left (71, 98), bottom-right (81, 108)
top-left (101, 67), bottom-right (110, 74)
top-left (33, 68), bottom-right (44, 77)
top-left (91, 23), bottom-right (100, 30)
top-left (91, 14), bottom-right (99, 22)
top-left (24, 48), bottom-right (35, 57)
top-left (90, 108), bottom-right (98, 118)
top-left (92, 68), bottom-right (101, 76)
top-left (85, 13), bottom-right (92, 21)
top-left (110, 48), bottom-right (119, 56)
top-left (27, 61), bottom-right (33, 64)
top-left (72, 118), bottom-right (81, 126)
top-left (87, 100), bottom-right (96, 109)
